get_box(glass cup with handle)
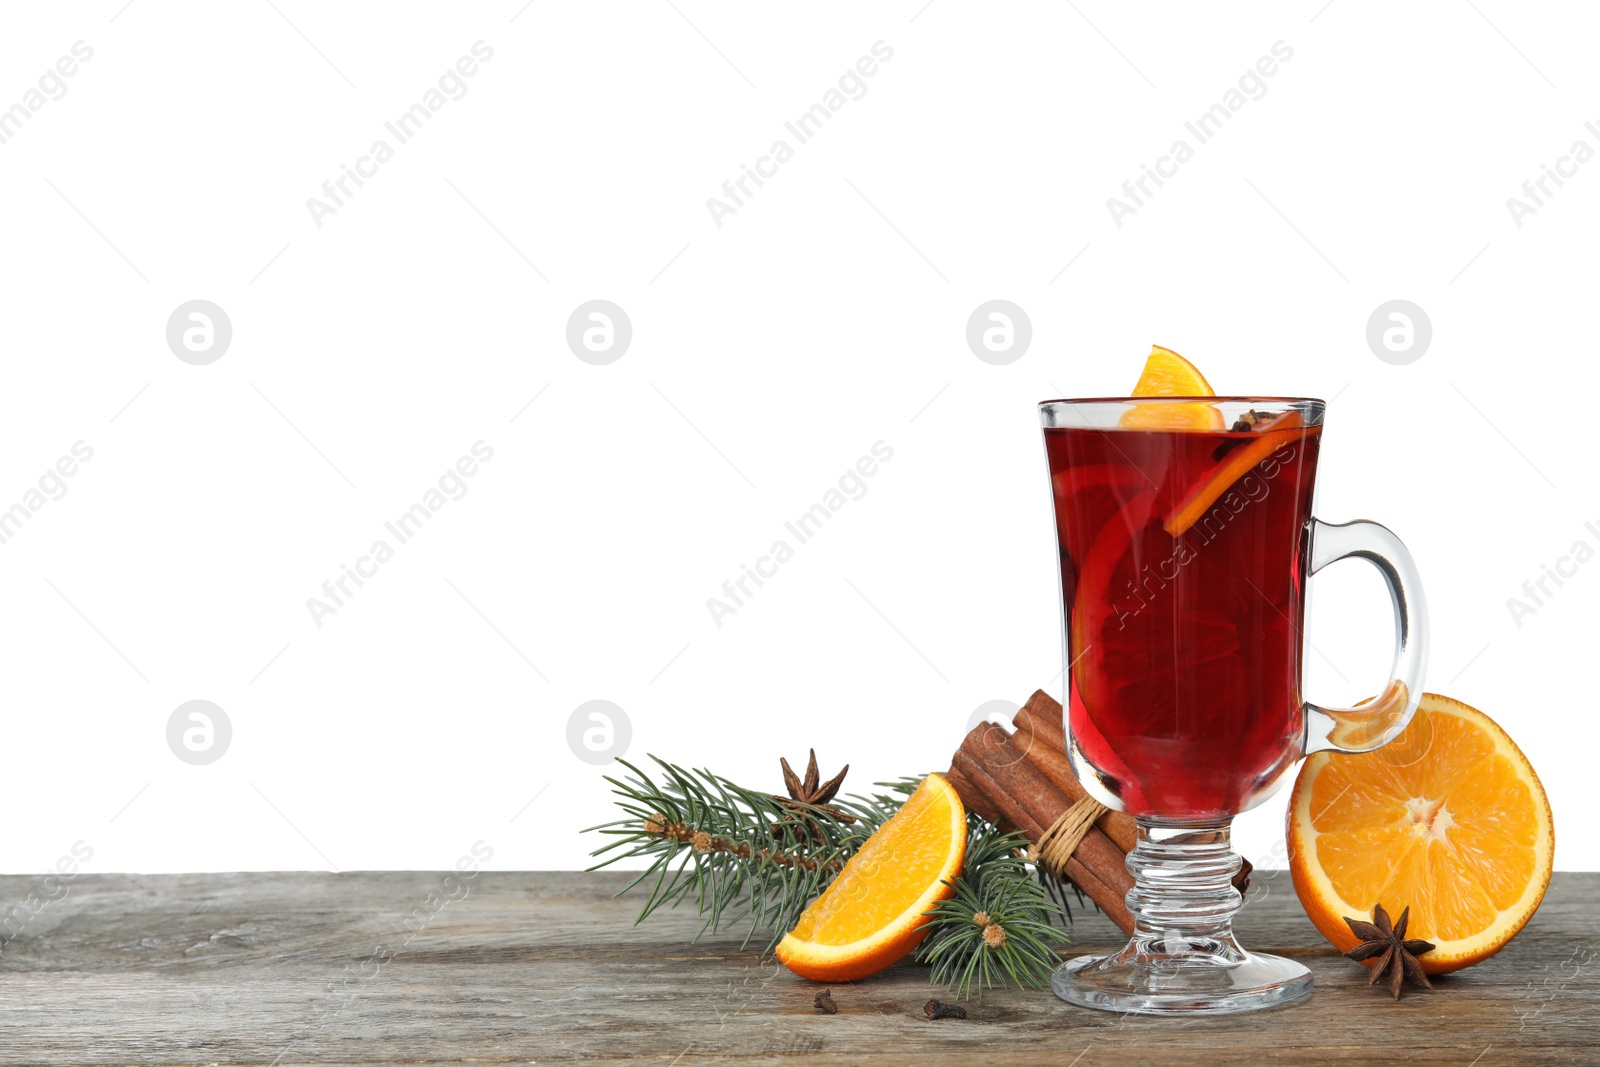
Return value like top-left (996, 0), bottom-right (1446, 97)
top-left (1041, 396), bottom-right (1427, 1014)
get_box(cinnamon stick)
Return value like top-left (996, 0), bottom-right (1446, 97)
top-left (942, 763), bottom-right (995, 825)
top-left (961, 727), bottom-right (1132, 894)
top-left (949, 748), bottom-right (1133, 934)
top-left (1012, 688), bottom-right (1069, 749)
top-left (952, 727), bottom-right (1135, 934)
top-left (1011, 690), bottom-right (1138, 854)
top-left (999, 690), bottom-right (1252, 896)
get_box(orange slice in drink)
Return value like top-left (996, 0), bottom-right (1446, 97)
top-left (1051, 463), bottom-right (1149, 502)
top-left (1068, 489), bottom-right (1153, 712)
top-left (1119, 345), bottom-right (1225, 431)
top-left (1288, 693), bottom-right (1554, 974)
top-left (775, 773), bottom-right (966, 982)
top-left (1163, 410), bottom-right (1304, 536)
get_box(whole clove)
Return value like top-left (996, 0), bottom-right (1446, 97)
top-left (924, 998), bottom-right (967, 1020)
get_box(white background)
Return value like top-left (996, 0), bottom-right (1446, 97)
top-left (0, 1), bottom-right (1594, 876)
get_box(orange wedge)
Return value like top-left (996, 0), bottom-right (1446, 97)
top-left (1120, 345), bottom-right (1224, 431)
top-left (1131, 344), bottom-right (1215, 395)
top-left (775, 773), bottom-right (967, 982)
top-left (1288, 693), bottom-right (1554, 974)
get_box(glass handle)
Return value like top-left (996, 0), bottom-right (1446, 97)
top-left (1302, 518), bottom-right (1429, 755)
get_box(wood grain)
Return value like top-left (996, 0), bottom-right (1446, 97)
top-left (0, 870), bottom-right (1593, 1064)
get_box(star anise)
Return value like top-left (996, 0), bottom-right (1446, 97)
top-left (771, 750), bottom-right (855, 838)
top-left (1343, 903), bottom-right (1435, 1000)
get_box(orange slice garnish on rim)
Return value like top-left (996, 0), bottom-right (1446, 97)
top-left (775, 773), bottom-right (966, 983)
top-left (1288, 693), bottom-right (1554, 974)
top-left (1130, 344), bottom-right (1216, 395)
top-left (1119, 346), bottom-right (1225, 431)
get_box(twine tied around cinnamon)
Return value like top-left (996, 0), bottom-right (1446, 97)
top-left (1028, 794), bottom-right (1111, 877)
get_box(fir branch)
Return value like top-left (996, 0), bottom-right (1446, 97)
top-left (585, 756), bottom-right (862, 949)
top-left (916, 817), bottom-right (1071, 1000)
top-left (587, 761), bottom-right (1074, 996)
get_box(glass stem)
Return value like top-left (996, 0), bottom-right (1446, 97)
top-left (1124, 819), bottom-right (1247, 957)
top-left (1053, 816), bottom-right (1311, 1011)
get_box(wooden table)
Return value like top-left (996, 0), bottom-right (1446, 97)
top-left (0, 870), bottom-right (1591, 1064)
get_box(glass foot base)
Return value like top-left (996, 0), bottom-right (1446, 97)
top-left (1052, 949), bottom-right (1313, 1015)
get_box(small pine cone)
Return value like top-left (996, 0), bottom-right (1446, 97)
top-left (644, 813), bottom-right (667, 835)
top-left (982, 922), bottom-right (1008, 950)
top-left (971, 911), bottom-right (990, 927)
top-left (690, 830), bottom-right (713, 852)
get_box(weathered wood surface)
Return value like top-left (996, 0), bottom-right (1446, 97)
top-left (0, 870), bottom-right (1592, 1065)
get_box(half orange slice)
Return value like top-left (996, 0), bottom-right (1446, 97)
top-left (1288, 693), bottom-right (1554, 974)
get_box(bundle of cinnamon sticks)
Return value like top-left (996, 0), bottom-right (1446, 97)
top-left (946, 689), bottom-right (1249, 936)
top-left (947, 690), bottom-right (1138, 933)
